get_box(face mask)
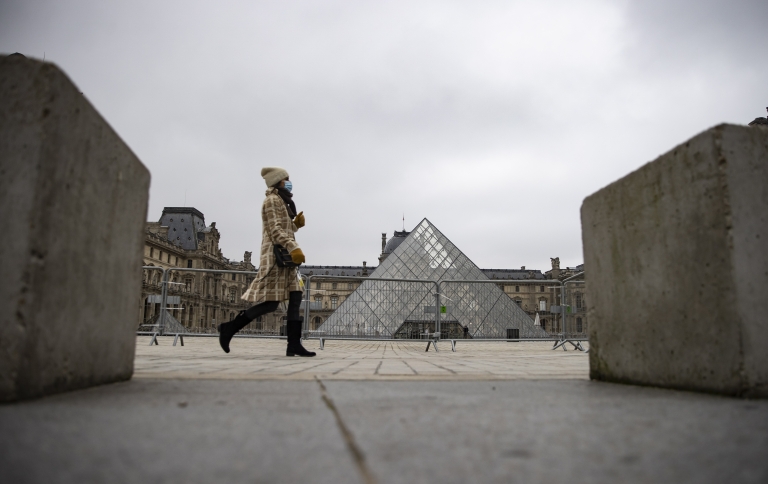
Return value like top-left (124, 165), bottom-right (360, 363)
top-left (283, 180), bottom-right (293, 193)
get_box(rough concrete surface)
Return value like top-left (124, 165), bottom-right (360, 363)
top-left (0, 378), bottom-right (766, 484)
top-left (582, 124), bottom-right (768, 397)
top-left (0, 55), bottom-right (151, 401)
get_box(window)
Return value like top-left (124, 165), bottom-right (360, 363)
top-left (576, 294), bottom-right (583, 309)
top-left (314, 295), bottom-right (323, 302)
top-left (348, 283), bottom-right (354, 290)
top-left (316, 282), bottom-right (321, 290)
top-left (539, 299), bottom-right (547, 311)
top-left (175, 257), bottom-right (179, 265)
top-left (229, 288), bottom-right (236, 302)
top-left (514, 299), bottom-right (522, 306)
top-left (167, 254), bottom-right (171, 263)
top-left (185, 278), bottom-right (192, 292)
top-left (150, 248), bottom-right (154, 258)
top-left (187, 259), bottom-right (193, 268)
top-left (576, 318), bottom-right (583, 333)
top-left (159, 251), bottom-right (163, 260)
top-left (540, 286), bottom-right (545, 292)
top-left (515, 286), bottom-right (520, 292)
top-left (331, 296), bottom-right (338, 310)
top-left (332, 283), bottom-right (337, 290)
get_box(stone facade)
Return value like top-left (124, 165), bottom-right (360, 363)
top-left (141, 213), bottom-right (586, 336)
top-left (141, 207), bottom-right (260, 333)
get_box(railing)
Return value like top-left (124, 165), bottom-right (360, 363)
top-left (140, 267), bottom-right (587, 352)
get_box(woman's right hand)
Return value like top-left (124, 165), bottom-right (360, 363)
top-left (290, 248), bottom-right (305, 265)
top-left (293, 211), bottom-right (305, 228)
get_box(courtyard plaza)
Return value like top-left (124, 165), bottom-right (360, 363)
top-left (134, 336), bottom-right (589, 380)
top-left (1, 337), bottom-right (767, 484)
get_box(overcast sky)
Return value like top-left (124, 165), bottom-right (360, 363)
top-left (2, 0), bottom-right (765, 271)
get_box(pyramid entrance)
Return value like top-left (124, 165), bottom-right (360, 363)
top-left (315, 219), bottom-right (549, 339)
top-left (394, 320), bottom-right (465, 339)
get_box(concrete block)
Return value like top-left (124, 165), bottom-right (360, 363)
top-left (0, 55), bottom-right (150, 402)
top-left (581, 124), bottom-right (768, 397)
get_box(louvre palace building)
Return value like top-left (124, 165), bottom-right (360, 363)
top-left (141, 207), bottom-right (586, 337)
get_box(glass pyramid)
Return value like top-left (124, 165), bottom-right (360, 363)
top-left (316, 218), bottom-right (548, 339)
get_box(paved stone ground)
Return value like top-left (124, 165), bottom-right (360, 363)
top-left (134, 336), bottom-right (590, 380)
top-left (1, 337), bottom-right (767, 484)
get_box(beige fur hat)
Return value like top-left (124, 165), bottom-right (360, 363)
top-left (261, 167), bottom-right (289, 187)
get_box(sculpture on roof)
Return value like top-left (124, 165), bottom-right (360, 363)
top-left (748, 107), bottom-right (768, 126)
top-left (550, 257), bottom-right (560, 270)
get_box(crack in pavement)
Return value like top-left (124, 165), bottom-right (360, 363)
top-left (315, 377), bottom-right (376, 484)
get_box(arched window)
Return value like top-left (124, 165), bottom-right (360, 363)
top-left (539, 299), bottom-right (547, 312)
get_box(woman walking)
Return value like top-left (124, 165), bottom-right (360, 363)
top-left (217, 166), bottom-right (316, 357)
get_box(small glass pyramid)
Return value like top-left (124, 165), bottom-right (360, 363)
top-left (316, 218), bottom-right (548, 339)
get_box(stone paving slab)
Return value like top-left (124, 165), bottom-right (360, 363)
top-left (133, 336), bottom-right (590, 381)
top-left (1, 378), bottom-right (766, 484)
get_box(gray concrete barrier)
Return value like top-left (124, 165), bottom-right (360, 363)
top-left (582, 123), bottom-right (768, 397)
top-left (0, 54), bottom-right (150, 401)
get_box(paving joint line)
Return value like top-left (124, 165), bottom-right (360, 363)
top-left (315, 377), bottom-right (376, 484)
top-left (333, 361), bottom-right (359, 375)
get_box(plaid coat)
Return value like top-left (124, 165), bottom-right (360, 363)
top-left (241, 188), bottom-right (302, 303)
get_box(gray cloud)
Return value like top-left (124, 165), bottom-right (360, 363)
top-left (2, 0), bottom-right (765, 270)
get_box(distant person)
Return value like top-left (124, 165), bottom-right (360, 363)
top-left (217, 167), bottom-right (315, 357)
top-left (463, 326), bottom-right (469, 339)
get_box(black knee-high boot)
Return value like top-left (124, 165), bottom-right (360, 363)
top-left (218, 301), bottom-right (278, 353)
top-left (286, 318), bottom-right (316, 357)
top-left (285, 291), bottom-right (315, 357)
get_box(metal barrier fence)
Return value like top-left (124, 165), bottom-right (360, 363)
top-left (139, 266), bottom-right (308, 345)
top-left (139, 266), bottom-right (587, 352)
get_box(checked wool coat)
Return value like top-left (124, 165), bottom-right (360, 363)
top-left (241, 188), bottom-right (302, 303)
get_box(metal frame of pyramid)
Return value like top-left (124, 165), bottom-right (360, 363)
top-left (315, 218), bottom-right (549, 339)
